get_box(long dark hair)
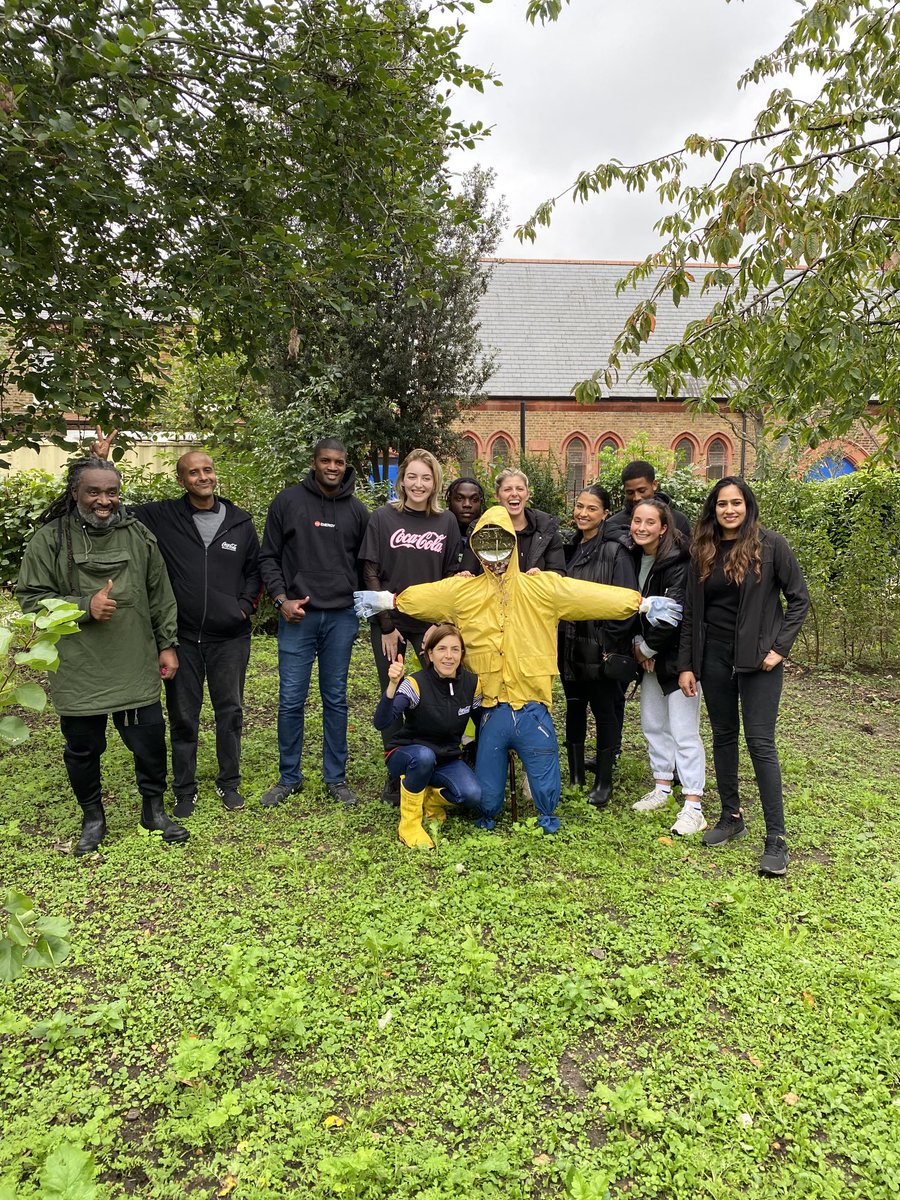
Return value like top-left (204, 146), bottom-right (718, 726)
top-left (39, 457), bottom-right (122, 592)
top-left (692, 475), bottom-right (762, 585)
top-left (631, 497), bottom-right (681, 560)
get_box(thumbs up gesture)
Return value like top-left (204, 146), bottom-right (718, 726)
top-left (387, 655), bottom-right (406, 685)
top-left (90, 578), bottom-right (117, 621)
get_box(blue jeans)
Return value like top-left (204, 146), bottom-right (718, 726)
top-left (386, 745), bottom-right (482, 807)
top-left (276, 607), bottom-right (359, 788)
top-left (475, 702), bottom-right (562, 834)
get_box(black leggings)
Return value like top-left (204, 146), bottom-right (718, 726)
top-left (562, 677), bottom-right (622, 753)
top-left (700, 637), bottom-right (786, 835)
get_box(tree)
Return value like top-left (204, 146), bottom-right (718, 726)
top-left (0, 0), bottom-right (491, 463)
top-left (520, 0), bottom-right (900, 455)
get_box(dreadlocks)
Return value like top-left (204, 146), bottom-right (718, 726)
top-left (39, 457), bottom-right (122, 594)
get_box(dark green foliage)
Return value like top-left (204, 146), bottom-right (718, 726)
top-left (0, 471), bottom-right (60, 587)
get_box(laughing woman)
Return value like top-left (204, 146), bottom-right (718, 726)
top-left (677, 477), bottom-right (809, 877)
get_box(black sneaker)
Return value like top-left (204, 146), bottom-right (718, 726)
top-left (759, 834), bottom-right (789, 877)
top-left (327, 782), bottom-right (359, 807)
top-left (380, 776), bottom-right (401, 807)
top-left (173, 793), bottom-right (197, 818)
top-left (216, 786), bottom-right (246, 812)
top-left (702, 811), bottom-right (746, 847)
top-left (259, 782), bottom-right (302, 808)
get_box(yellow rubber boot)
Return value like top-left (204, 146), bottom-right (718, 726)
top-left (398, 779), bottom-right (434, 849)
top-left (423, 786), bottom-right (449, 822)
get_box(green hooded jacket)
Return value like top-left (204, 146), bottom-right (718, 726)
top-left (17, 512), bottom-right (178, 717)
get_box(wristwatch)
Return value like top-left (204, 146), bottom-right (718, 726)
top-left (273, 596), bottom-right (285, 611)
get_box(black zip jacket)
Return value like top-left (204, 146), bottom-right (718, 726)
top-left (127, 495), bottom-right (261, 643)
top-left (460, 507), bottom-right (566, 575)
top-left (558, 526), bottom-right (638, 682)
top-left (632, 538), bottom-right (690, 695)
top-left (603, 490), bottom-right (692, 543)
top-left (677, 527), bottom-right (810, 675)
top-left (260, 468), bottom-right (369, 609)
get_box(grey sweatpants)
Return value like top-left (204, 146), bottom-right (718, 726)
top-left (639, 670), bottom-right (706, 797)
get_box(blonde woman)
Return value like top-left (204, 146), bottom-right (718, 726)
top-left (359, 449), bottom-right (462, 803)
top-left (460, 467), bottom-right (565, 576)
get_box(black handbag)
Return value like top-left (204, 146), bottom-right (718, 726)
top-left (602, 651), bottom-right (642, 685)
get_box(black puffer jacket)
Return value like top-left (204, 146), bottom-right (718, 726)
top-left (632, 537), bottom-right (690, 695)
top-left (558, 526), bottom-right (638, 683)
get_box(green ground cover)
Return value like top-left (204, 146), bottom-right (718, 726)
top-left (1, 634), bottom-right (898, 1199)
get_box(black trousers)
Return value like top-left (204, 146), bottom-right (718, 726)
top-left (700, 636), bottom-right (786, 835)
top-left (60, 702), bottom-right (167, 809)
top-left (369, 624), bottom-right (427, 751)
top-left (562, 676), bottom-right (622, 752)
top-left (164, 636), bottom-right (250, 797)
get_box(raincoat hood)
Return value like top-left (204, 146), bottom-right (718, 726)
top-left (469, 505), bottom-right (520, 580)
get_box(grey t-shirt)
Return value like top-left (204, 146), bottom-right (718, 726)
top-left (192, 502), bottom-right (226, 549)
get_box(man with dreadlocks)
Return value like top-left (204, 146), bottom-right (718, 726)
top-left (17, 457), bottom-right (189, 855)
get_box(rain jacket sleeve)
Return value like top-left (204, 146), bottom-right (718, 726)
top-left (144, 534), bottom-right (179, 650)
top-left (538, 573), bottom-right (642, 622)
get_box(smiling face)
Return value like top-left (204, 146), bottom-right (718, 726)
top-left (630, 502), bottom-right (667, 556)
top-left (715, 483), bottom-right (748, 539)
top-left (623, 475), bottom-right (658, 510)
top-left (448, 482), bottom-right (482, 530)
top-left (401, 459), bottom-right (435, 511)
top-left (74, 468), bottom-right (121, 528)
top-left (495, 473), bottom-right (529, 526)
top-left (573, 490), bottom-right (608, 540)
top-left (312, 446), bottom-right (347, 495)
top-left (429, 633), bottom-right (463, 678)
top-left (177, 452), bottom-right (217, 508)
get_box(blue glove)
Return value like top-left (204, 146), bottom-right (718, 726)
top-left (639, 595), bottom-right (683, 627)
top-left (353, 590), bottom-right (395, 618)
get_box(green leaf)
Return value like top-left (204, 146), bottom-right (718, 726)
top-left (40, 1143), bottom-right (99, 1200)
top-left (0, 716), bottom-right (29, 747)
top-left (13, 645), bottom-right (58, 669)
top-left (34, 916), bottom-right (71, 939)
top-left (0, 629), bottom-right (11, 657)
top-left (11, 683), bottom-right (46, 712)
top-left (3, 891), bottom-right (35, 920)
top-left (0, 938), bottom-right (24, 982)
top-left (4, 916), bottom-right (30, 947)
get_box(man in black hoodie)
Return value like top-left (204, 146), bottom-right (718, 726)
top-left (91, 430), bottom-right (262, 816)
top-left (602, 460), bottom-right (692, 542)
top-left (258, 438), bottom-right (370, 809)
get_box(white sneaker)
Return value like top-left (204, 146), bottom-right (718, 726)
top-left (632, 787), bottom-right (671, 812)
top-left (671, 804), bottom-right (708, 836)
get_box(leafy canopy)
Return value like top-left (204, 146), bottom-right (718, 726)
top-left (518, 0), bottom-right (900, 454)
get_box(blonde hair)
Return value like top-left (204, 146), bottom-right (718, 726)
top-left (392, 449), bottom-right (444, 515)
top-left (494, 467), bottom-right (529, 495)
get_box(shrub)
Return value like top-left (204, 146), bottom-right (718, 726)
top-left (0, 470), bottom-right (61, 588)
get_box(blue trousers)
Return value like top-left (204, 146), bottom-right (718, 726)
top-left (475, 702), bottom-right (562, 834)
top-left (387, 745), bottom-right (482, 807)
top-left (276, 607), bottom-right (359, 788)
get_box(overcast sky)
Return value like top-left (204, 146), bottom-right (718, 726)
top-left (447, 0), bottom-right (803, 261)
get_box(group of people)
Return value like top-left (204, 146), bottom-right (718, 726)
top-left (16, 437), bottom-right (807, 877)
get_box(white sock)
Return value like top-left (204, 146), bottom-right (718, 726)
top-left (686, 800), bottom-right (702, 810)
top-left (657, 783), bottom-right (672, 794)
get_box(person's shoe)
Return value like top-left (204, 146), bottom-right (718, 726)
top-left (173, 793), bottom-right (197, 818)
top-left (565, 742), bottom-right (586, 788)
top-left (327, 782), bottom-right (359, 807)
top-left (632, 786), bottom-right (671, 812)
top-left (398, 779), bottom-right (434, 849)
top-left (140, 797), bottom-right (189, 844)
top-left (671, 804), bottom-right (708, 837)
top-left (75, 803), bottom-right (106, 856)
top-left (381, 776), bottom-right (401, 807)
top-left (587, 747), bottom-right (615, 809)
top-left (423, 786), bottom-right (449, 822)
top-left (260, 782), bottom-right (301, 808)
top-left (216, 786), bottom-right (246, 812)
top-left (759, 834), bottom-right (789, 877)
top-left (702, 811), bottom-right (747, 846)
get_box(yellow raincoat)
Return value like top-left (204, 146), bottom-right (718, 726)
top-left (396, 506), bottom-right (641, 710)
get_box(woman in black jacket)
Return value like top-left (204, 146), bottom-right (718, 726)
top-left (460, 468), bottom-right (566, 575)
top-left (678, 477), bottom-right (809, 877)
top-left (630, 499), bottom-right (707, 837)
top-left (559, 485), bottom-right (638, 807)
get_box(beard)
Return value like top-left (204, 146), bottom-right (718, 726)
top-left (76, 502), bottom-right (122, 529)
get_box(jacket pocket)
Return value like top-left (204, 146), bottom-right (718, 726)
top-left (519, 654), bottom-right (559, 678)
top-left (73, 550), bottom-right (136, 608)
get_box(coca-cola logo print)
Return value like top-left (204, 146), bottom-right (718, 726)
top-left (388, 527), bottom-right (447, 553)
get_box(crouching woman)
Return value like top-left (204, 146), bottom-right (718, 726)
top-left (373, 623), bottom-right (482, 848)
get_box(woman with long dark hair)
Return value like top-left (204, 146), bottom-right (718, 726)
top-left (558, 485), bottom-right (638, 807)
top-left (629, 498), bottom-right (707, 836)
top-left (678, 477), bottom-right (809, 876)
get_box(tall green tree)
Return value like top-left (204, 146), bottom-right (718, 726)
top-left (521, 0), bottom-right (900, 455)
top-left (0, 0), bottom-right (491, 463)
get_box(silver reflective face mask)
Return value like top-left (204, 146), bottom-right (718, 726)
top-left (471, 525), bottom-right (516, 572)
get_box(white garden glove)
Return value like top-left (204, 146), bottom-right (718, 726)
top-left (353, 590), bottom-right (395, 618)
top-left (639, 595), bottom-right (683, 627)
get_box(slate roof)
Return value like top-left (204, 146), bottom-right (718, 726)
top-left (477, 258), bottom-right (726, 400)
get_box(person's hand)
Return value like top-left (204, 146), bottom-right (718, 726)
top-left (90, 579), bottom-right (117, 621)
top-left (159, 648), bottom-right (179, 679)
top-left (381, 630), bottom-right (402, 661)
top-left (387, 655), bottom-right (405, 684)
top-left (353, 589), bottom-right (395, 618)
top-left (457, 570), bottom-right (474, 579)
top-left (679, 671), bottom-right (698, 697)
top-left (90, 426), bottom-right (118, 459)
top-left (525, 567), bottom-right (541, 576)
top-left (643, 657), bottom-right (656, 673)
top-left (280, 597), bottom-right (309, 623)
top-left (761, 650), bottom-right (784, 672)
top-left (639, 595), bottom-right (683, 627)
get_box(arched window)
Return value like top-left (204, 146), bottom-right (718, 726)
top-left (491, 436), bottom-right (510, 463)
top-left (674, 437), bottom-right (695, 466)
top-left (565, 438), bottom-right (587, 498)
top-left (599, 438), bottom-right (619, 453)
top-left (460, 436), bottom-right (478, 472)
top-left (706, 438), bottom-right (727, 481)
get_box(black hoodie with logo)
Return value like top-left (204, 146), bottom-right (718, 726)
top-left (259, 468), bottom-right (370, 609)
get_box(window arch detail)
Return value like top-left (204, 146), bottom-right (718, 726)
top-left (704, 436), bottom-right (730, 481)
top-left (564, 435), bottom-right (588, 498)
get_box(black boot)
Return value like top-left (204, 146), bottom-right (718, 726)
top-left (381, 775), bottom-right (401, 807)
top-left (140, 796), bottom-right (190, 844)
top-left (587, 748), bottom-right (615, 809)
top-left (565, 742), bottom-right (586, 787)
top-left (75, 803), bottom-right (106, 856)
